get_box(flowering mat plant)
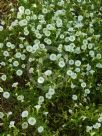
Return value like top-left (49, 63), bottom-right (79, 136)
top-left (0, 0), bottom-right (102, 136)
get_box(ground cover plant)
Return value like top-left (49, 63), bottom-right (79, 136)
top-left (0, 0), bottom-right (102, 135)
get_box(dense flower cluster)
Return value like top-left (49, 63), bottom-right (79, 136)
top-left (0, 0), bottom-right (102, 135)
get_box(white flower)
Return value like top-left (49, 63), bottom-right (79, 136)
top-left (3, 92), bottom-right (10, 99)
top-left (34, 105), bottom-right (41, 111)
top-left (68, 109), bottom-right (73, 114)
top-left (38, 96), bottom-right (44, 103)
top-left (9, 121), bottom-right (15, 128)
top-left (28, 117), bottom-right (36, 125)
top-left (29, 68), bottom-right (34, 73)
top-left (17, 95), bottom-right (24, 101)
top-left (6, 42), bottom-right (11, 47)
top-left (19, 19), bottom-right (27, 26)
top-left (0, 25), bottom-right (3, 31)
top-left (81, 44), bottom-right (87, 50)
top-left (75, 60), bottom-right (81, 67)
top-left (0, 87), bottom-right (3, 92)
top-left (56, 18), bottom-right (63, 27)
top-left (75, 68), bottom-right (80, 73)
top-left (1, 74), bottom-right (7, 81)
top-left (78, 15), bottom-right (83, 21)
top-left (15, 52), bottom-right (21, 58)
top-left (96, 53), bottom-right (101, 59)
top-left (50, 54), bottom-right (56, 61)
top-left (81, 82), bottom-right (86, 88)
top-left (44, 70), bottom-right (52, 76)
top-left (13, 61), bottom-right (19, 67)
top-left (22, 122), bottom-right (28, 129)
top-left (37, 77), bottom-right (44, 84)
top-left (69, 35), bottom-right (75, 42)
top-left (19, 6), bottom-right (25, 13)
top-left (69, 59), bottom-right (74, 65)
top-left (26, 45), bottom-right (33, 52)
top-left (89, 50), bottom-right (95, 57)
top-left (48, 88), bottom-right (55, 95)
top-left (12, 82), bottom-right (18, 88)
top-left (42, 8), bottom-right (48, 14)
top-left (88, 43), bottom-right (93, 49)
top-left (58, 60), bottom-right (65, 68)
top-left (3, 51), bottom-right (9, 57)
top-left (72, 95), bottom-right (77, 101)
top-left (38, 126), bottom-right (44, 133)
top-left (71, 72), bottom-right (77, 79)
top-left (85, 89), bottom-right (90, 94)
top-left (45, 92), bottom-right (52, 99)
top-left (21, 54), bottom-right (26, 60)
top-left (67, 70), bottom-right (72, 76)
top-left (86, 126), bottom-right (92, 132)
top-left (98, 117), bottom-right (102, 122)
top-left (0, 112), bottom-right (4, 119)
top-left (21, 111), bottom-right (28, 118)
top-left (25, 9), bottom-right (31, 15)
top-left (93, 123), bottom-right (101, 129)
top-left (16, 69), bottom-right (23, 76)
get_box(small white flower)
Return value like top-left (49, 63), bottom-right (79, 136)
top-left (21, 111), bottom-right (28, 118)
top-left (9, 121), bottom-right (15, 128)
top-left (69, 35), bottom-right (75, 42)
top-left (96, 53), bottom-right (101, 59)
top-left (16, 69), bottom-right (23, 76)
top-left (69, 59), bottom-right (74, 65)
top-left (19, 19), bottom-right (27, 26)
top-left (0, 25), bottom-right (3, 31)
top-left (58, 60), bottom-right (65, 68)
top-left (93, 123), bottom-right (101, 129)
top-left (44, 70), bottom-right (52, 76)
top-left (25, 9), bottom-right (31, 15)
top-left (0, 87), bottom-right (3, 92)
top-left (75, 60), bottom-right (81, 67)
top-left (22, 122), bottom-right (28, 129)
top-left (3, 51), bottom-right (9, 57)
top-left (12, 82), bottom-right (18, 88)
top-left (72, 95), bottom-right (77, 101)
top-left (15, 52), bottom-right (21, 58)
top-left (56, 18), bottom-right (63, 27)
top-left (13, 61), bottom-right (19, 67)
top-left (81, 82), bottom-right (86, 88)
top-left (26, 45), bottom-right (33, 52)
top-left (98, 116), bottom-right (102, 122)
top-left (17, 95), bottom-right (24, 101)
top-left (38, 96), bottom-right (44, 103)
top-left (37, 77), bottom-right (44, 84)
top-left (19, 6), bottom-right (25, 13)
top-left (42, 8), bottom-right (48, 14)
top-left (38, 126), bottom-right (44, 133)
top-left (45, 92), bottom-right (52, 99)
top-left (0, 112), bottom-right (4, 119)
top-left (29, 68), bottom-right (34, 73)
top-left (28, 117), bottom-right (36, 125)
top-left (75, 68), bottom-right (80, 73)
top-left (3, 92), bottom-right (10, 99)
top-left (34, 105), bottom-right (41, 111)
top-left (48, 88), bottom-right (55, 95)
top-left (67, 70), bottom-right (72, 76)
top-left (71, 72), bottom-right (77, 79)
top-left (86, 126), bottom-right (92, 132)
top-left (85, 89), bottom-right (90, 94)
top-left (78, 15), bottom-right (83, 21)
top-left (89, 50), bottom-right (95, 57)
